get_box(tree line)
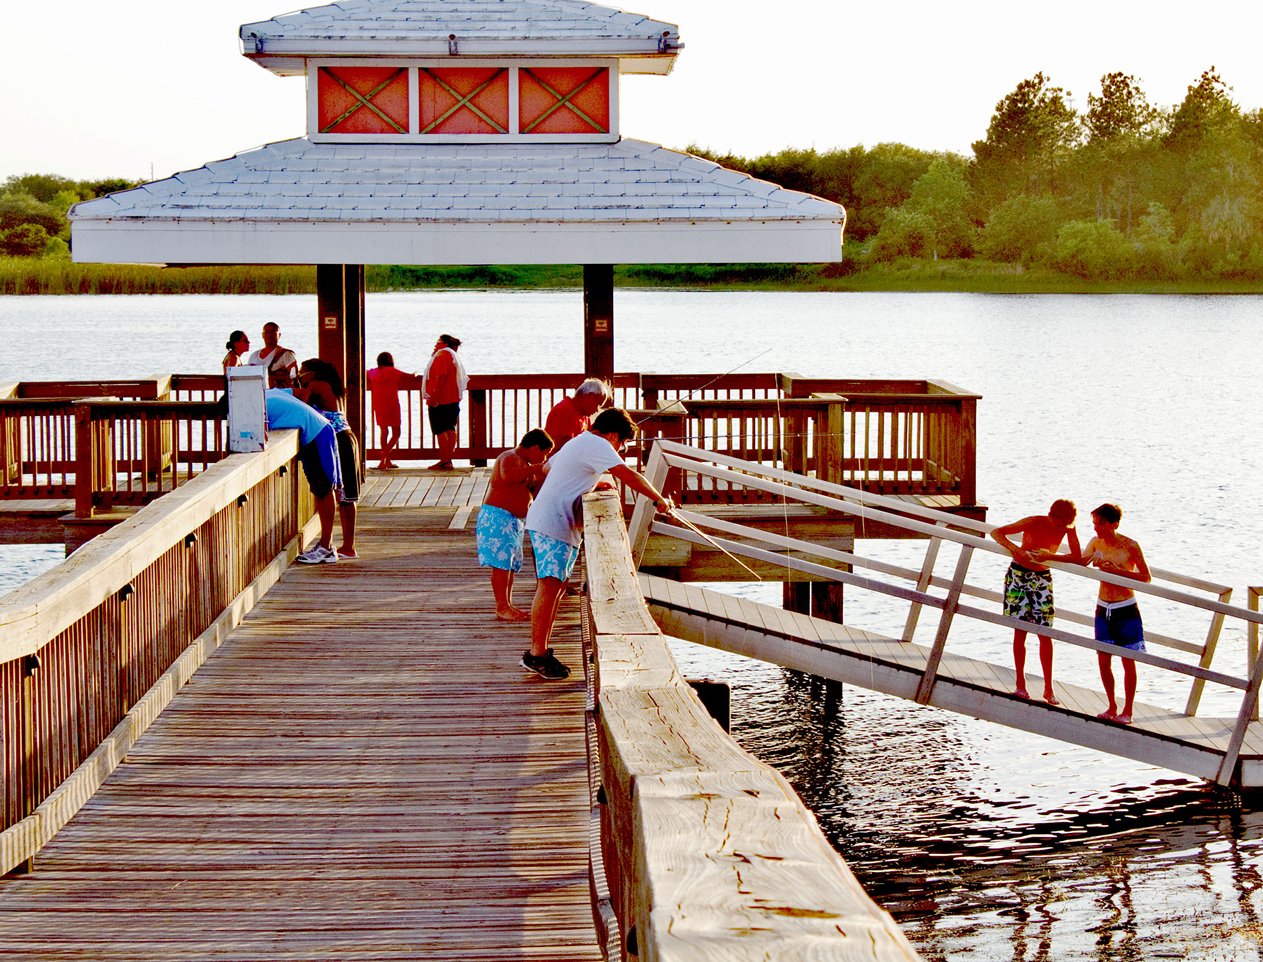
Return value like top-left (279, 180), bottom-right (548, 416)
top-left (693, 68), bottom-right (1263, 281)
top-left (4, 67), bottom-right (1261, 283)
top-left (0, 174), bottom-right (139, 258)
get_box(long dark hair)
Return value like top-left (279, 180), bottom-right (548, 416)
top-left (438, 333), bottom-right (461, 350)
top-left (300, 357), bottom-right (345, 400)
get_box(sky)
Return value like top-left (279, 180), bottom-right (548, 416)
top-left (3, 0), bottom-right (1261, 183)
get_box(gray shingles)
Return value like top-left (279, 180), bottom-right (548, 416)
top-left (72, 138), bottom-right (843, 226)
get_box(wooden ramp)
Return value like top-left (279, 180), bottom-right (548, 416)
top-left (641, 575), bottom-right (1263, 787)
top-left (0, 474), bottom-right (599, 961)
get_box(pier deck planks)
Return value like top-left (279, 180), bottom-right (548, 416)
top-left (0, 473), bottom-right (598, 961)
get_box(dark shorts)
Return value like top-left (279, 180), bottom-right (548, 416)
top-left (1095, 600), bottom-right (1146, 652)
top-left (297, 425), bottom-right (339, 499)
top-left (428, 402), bottom-right (460, 435)
top-left (335, 430), bottom-right (361, 504)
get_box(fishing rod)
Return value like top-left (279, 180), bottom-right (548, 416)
top-left (634, 346), bottom-right (775, 427)
top-left (659, 503), bottom-right (764, 582)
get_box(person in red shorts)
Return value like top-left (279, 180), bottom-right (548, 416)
top-left (423, 334), bottom-right (467, 470)
top-left (544, 378), bottom-right (611, 451)
top-left (366, 351), bottom-right (421, 470)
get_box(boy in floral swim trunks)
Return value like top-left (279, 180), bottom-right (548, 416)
top-left (991, 499), bottom-right (1080, 704)
top-left (476, 429), bottom-right (553, 621)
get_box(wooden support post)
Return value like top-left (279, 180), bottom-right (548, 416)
top-left (1185, 588), bottom-right (1232, 717)
top-left (15, 653), bottom-right (39, 875)
top-left (902, 525), bottom-right (944, 642)
top-left (468, 388), bottom-right (488, 467)
top-left (915, 545), bottom-right (974, 705)
top-left (583, 265), bottom-right (614, 380)
top-left (316, 264), bottom-right (367, 454)
top-left (783, 581), bottom-right (810, 615)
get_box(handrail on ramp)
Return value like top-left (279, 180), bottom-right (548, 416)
top-left (630, 441), bottom-right (1263, 788)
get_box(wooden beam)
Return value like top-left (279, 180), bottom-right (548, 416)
top-left (583, 265), bottom-right (614, 380)
top-left (315, 264), bottom-right (367, 453)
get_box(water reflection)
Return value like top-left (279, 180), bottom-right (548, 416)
top-left (670, 638), bottom-right (1263, 961)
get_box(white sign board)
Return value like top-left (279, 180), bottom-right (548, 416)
top-left (226, 367), bottom-right (267, 453)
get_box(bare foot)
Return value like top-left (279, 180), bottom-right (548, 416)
top-left (337, 547), bottom-right (358, 560)
top-left (1043, 690), bottom-right (1060, 706)
top-left (428, 461), bottom-right (454, 470)
top-left (1097, 709), bottom-right (1118, 721)
top-left (1013, 687), bottom-right (1030, 700)
top-left (495, 607), bottom-right (530, 622)
top-left (1115, 714), bottom-right (1133, 725)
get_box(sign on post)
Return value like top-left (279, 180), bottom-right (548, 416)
top-left (226, 367), bottom-right (267, 452)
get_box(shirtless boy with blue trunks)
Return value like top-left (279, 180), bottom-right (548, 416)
top-left (991, 499), bottom-right (1080, 704)
top-left (476, 429), bottom-right (553, 621)
top-left (1081, 502), bottom-right (1151, 725)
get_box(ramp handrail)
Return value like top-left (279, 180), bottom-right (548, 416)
top-left (634, 441), bottom-right (1263, 786)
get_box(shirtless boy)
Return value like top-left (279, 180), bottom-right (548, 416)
top-left (1081, 502), bottom-right (1151, 725)
top-left (991, 499), bottom-right (1080, 704)
top-left (476, 429), bottom-right (554, 621)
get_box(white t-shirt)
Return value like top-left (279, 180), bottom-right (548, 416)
top-left (525, 431), bottom-right (623, 546)
top-left (248, 347), bottom-right (298, 378)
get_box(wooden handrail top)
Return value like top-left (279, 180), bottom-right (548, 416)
top-left (583, 490), bottom-right (919, 960)
top-left (0, 430), bottom-right (300, 664)
top-left (76, 399), bottom-right (224, 417)
top-left (15, 380), bottom-right (162, 399)
top-left (657, 444), bottom-right (1262, 625)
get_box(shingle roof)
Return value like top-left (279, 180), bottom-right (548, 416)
top-left (241, 0), bottom-right (681, 72)
top-left (73, 138), bottom-right (839, 225)
top-left (70, 139), bottom-right (844, 265)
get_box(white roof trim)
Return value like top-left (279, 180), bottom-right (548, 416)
top-left (70, 138), bottom-right (844, 265)
top-left (241, 0), bottom-right (681, 75)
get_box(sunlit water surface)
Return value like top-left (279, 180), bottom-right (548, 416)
top-left (3, 290), bottom-right (1263, 960)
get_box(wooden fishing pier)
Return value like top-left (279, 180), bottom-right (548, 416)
top-left (5, 373), bottom-right (1263, 958)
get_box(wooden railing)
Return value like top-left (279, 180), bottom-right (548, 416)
top-left (0, 377), bottom-right (229, 516)
top-left (581, 489), bottom-right (920, 961)
top-left (632, 442), bottom-right (1263, 787)
top-left (0, 432), bottom-right (315, 874)
top-left (0, 373), bottom-right (981, 520)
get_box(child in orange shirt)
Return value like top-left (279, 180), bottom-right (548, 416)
top-left (366, 352), bottom-right (421, 470)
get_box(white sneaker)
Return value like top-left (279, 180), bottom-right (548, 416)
top-left (297, 545), bottom-right (336, 564)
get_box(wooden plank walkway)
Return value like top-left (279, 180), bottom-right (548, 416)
top-left (641, 575), bottom-right (1263, 786)
top-left (0, 472), bottom-right (600, 961)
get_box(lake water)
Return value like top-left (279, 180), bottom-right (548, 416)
top-left (3, 290), bottom-right (1263, 960)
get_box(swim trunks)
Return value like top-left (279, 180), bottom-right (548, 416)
top-left (1003, 563), bottom-right (1054, 627)
top-left (529, 529), bottom-right (580, 581)
top-left (476, 504), bottom-right (526, 573)
top-left (1095, 599), bottom-right (1146, 652)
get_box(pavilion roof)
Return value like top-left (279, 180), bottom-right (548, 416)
top-left (241, 0), bottom-right (681, 75)
top-left (70, 138), bottom-right (844, 266)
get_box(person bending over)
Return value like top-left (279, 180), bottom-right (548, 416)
top-left (990, 499), bottom-right (1080, 704)
top-left (476, 429), bottom-right (554, 621)
top-left (522, 409), bottom-right (672, 680)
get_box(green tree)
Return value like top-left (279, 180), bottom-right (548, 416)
top-left (978, 195), bottom-right (1062, 264)
top-left (1081, 72), bottom-right (1159, 230)
top-left (869, 208), bottom-right (935, 261)
top-left (0, 223), bottom-right (52, 257)
top-left (970, 72), bottom-right (1081, 212)
top-left (901, 156), bottom-right (974, 258)
top-left (1052, 219), bottom-right (1133, 279)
